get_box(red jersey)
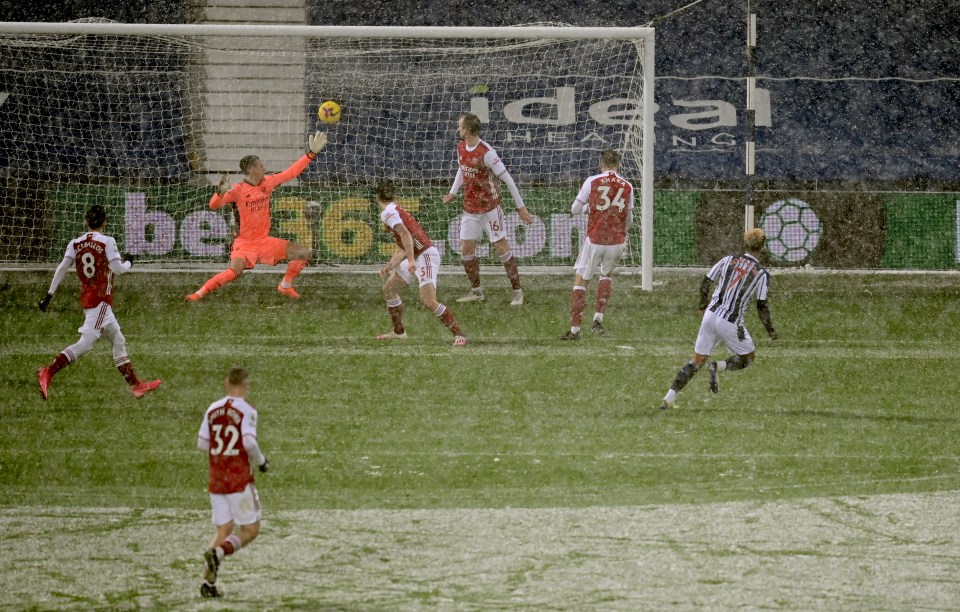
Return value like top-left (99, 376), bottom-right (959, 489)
top-left (209, 154), bottom-right (312, 241)
top-left (575, 171), bottom-right (635, 245)
top-left (64, 231), bottom-right (123, 309)
top-left (456, 139), bottom-right (504, 214)
top-left (198, 396), bottom-right (259, 494)
top-left (380, 203), bottom-right (432, 258)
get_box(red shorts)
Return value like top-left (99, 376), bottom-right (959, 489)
top-left (231, 236), bottom-right (289, 269)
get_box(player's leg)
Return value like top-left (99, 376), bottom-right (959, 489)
top-left (377, 270), bottom-right (410, 340)
top-left (661, 313), bottom-right (716, 409)
top-left (187, 257), bottom-right (245, 301)
top-left (37, 332), bottom-right (97, 400)
top-left (102, 320), bottom-right (161, 399)
top-left (278, 240), bottom-right (309, 298)
top-left (488, 208), bottom-right (523, 305)
top-left (593, 246), bottom-right (623, 334)
top-left (37, 305), bottom-right (107, 400)
top-left (203, 485), bottom-right (261, 596)
top-left (707, 324), bottom-right (757, 394)
top-left (563, 242), bottom-right (596, 340)
top-left (456, 214), bottom-right (484, 302)
top-left (417, 250), bottom-right (465, 345)
top-left (561, 272), bottom-right (589, 341)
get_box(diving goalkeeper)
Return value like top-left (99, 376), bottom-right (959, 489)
top-left (186, 131), bottom-right (328, 301)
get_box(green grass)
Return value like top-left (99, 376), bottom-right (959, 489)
top-left (2, 268), bottom-right (957, 510)
top-left (1, 268), bottom-right (958, 608)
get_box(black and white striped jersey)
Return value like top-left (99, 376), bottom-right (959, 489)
top-left (706, 253), bottom-right (770, 326)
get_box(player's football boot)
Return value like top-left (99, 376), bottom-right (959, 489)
top-left (277, 284), bottom-right (301, 299)
top-left (456, 289), bottom-right (484, 303)
top-left (659, 399), bottom-right (675, 411)
top-left (376, 330), bottom-right (408, 340)
top-left (185, 292), bottom-right (203, 302)
top-left (558, 330), bottom-right (580, 341)
top-left (591, 320), bottom-right (605, 335)
top-left (200, 582), bottom-right (222, 598)
top-left (453, 335), bottom-right (468, 346)
top-left (510, 288), bottom-right (524, 306)
top-left (707, 361), bottom-right (719, 394)
top-left (37, 367), bottom-right (51, 400)
top-left (132, 379), bottom-right (162, 399)
top-left (203, 549), bottom-right (220, 584)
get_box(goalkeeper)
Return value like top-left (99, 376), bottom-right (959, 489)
top-left (186, 131), bottom-right (328, 301)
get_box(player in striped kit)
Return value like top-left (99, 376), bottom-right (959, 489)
top-left (442, 113), bottom-right (533, 306)
top-left (559, 150), bottom-right (635, 340)
top-left (660, 228), bottom-right (778, 410)
top-left (197, 367), bottom-right (269, 598)
top-left (185, 131), bottom-right (327, 301)
top-left (36, 205), bottom-right (162, 400)
top-left (376, 181), bottom-right (467, 346)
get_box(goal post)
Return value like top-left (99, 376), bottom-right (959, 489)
top-left (0, 21), bottom-right (655, 290)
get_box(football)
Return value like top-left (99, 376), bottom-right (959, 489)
top-left (317, 100), bottom-right (342, 124)
top-left (759, 197), bottom-right (823, 263)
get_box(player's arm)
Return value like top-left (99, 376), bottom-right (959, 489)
top-left (108, 258), bottom-right (132, 276)
top-left (264, 132), bottom-right (327, 189)
top-left (39, 256), bottom-right (74, 311)
top-left (625, 188), bottom-right (636, 232)
top-left (698, 276), bottom-right (712, 314)
top-left (442, 168), bottom-right (464, 203)
top-left (489, 155), bottom-right (533, 224)
top-left (209, 177), bottom-right (238, 210)
top-left (197, 435), bottom-right (210, 452)
top-left (380, 246), bottom-right (407, 278)
top-left (242, 434), bottom-right (269, 472)
top-left (392, 223), bottom-right (417, 274)
top-left (757, 300), bottom-right (778, 340)
top-left (570, 179), bottom-right (591, 215)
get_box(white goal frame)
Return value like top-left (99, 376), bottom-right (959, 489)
top-left (0, 21), bottom-right (655, 290)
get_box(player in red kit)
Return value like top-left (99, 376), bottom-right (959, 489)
top-left (376, 181), bottom-right (467, 346)
top-left (559, 150), bottom-right (635, 340)
top-left (442, 113), bottom-right (533, 306)
top-left (185, 131), bottom-right (328, 301)
top-left (197, 367), bottom-right (269, 598)
top-left (36, 205), bottom-right (161, 400)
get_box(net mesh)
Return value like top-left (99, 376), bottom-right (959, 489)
top-left (0, 24), bottom-right (649, 267)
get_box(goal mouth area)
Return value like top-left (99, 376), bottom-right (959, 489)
top-left (0, 22), bottom-right (655, 290)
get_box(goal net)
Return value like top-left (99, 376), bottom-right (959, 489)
top-left (0, 21), bottom-right (654, 288)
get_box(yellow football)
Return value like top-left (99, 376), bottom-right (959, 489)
top-left (317, 100), bottom-right (341, 124)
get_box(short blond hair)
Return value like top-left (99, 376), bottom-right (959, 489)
top-left (460, 113), bottom-right (482, 135)
top-left (744, 228), bottom-right (766, 252)
top-left (600, 149), bottom-right (621, 169)
top-left (226, 367), bottom-right (249, 386)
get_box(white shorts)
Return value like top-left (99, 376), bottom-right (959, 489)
top-left (573, 239), bottom-right (625, 281)
top-left (395, 246), bottom-right (440, 289)
top-left (459, 207), bottom-right (508, 243)
top-left (209, 483), bottom-right (262, 527)
top-left (694, 309), bottom-right (756, 356)
top-left (77, 303), bottom-right (118, 337)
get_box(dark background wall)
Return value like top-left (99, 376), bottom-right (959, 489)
top-left (2, 0), bottom-right (958, 184)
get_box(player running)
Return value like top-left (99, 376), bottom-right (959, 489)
top-left (660, 228), bottom-right (778, 410)
top-left (442, 112), bottom-right (533, 306)
top-left (559, 150), bottom-right (635, 340)
top-left (376, 180), bottom-right (467, 346)
top-left (185, 131), bottom-right (328, 301)
top-left (197, 367), bottom-right (269, 598)
top-left (36, 205), bottom-right (161, 400)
